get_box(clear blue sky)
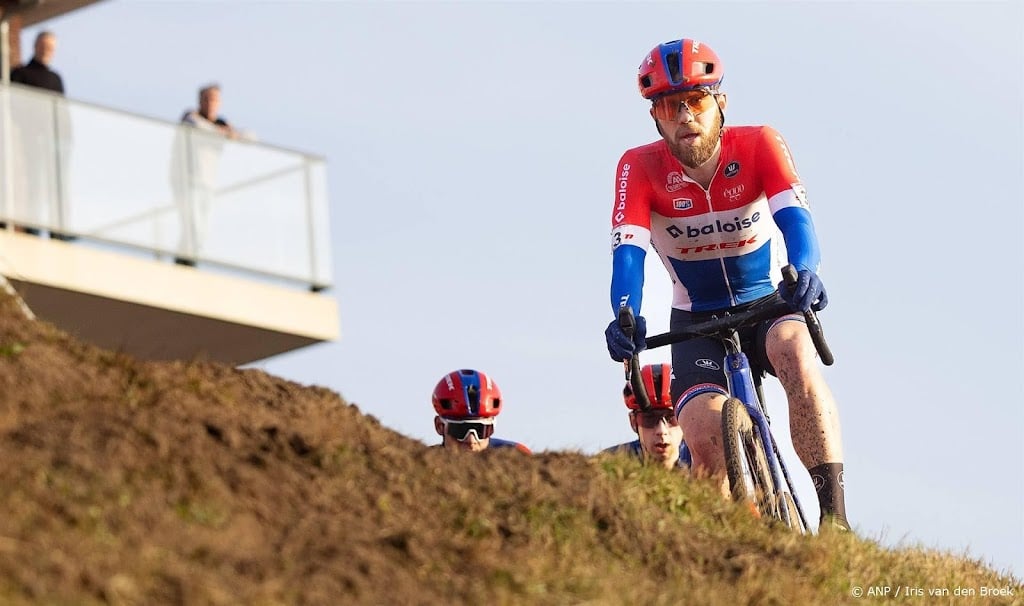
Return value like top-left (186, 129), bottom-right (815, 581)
top-left (30, 0), bottom-right (1023, 580)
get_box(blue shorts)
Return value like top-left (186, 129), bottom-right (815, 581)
top-left (669, 293), bottom-right (802, 410)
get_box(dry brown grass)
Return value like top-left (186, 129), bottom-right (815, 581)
top-left (0, 292), bottom-right (1019, 605)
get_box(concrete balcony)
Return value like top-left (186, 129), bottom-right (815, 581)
top-left (0, 83), bottom-right (339, 364)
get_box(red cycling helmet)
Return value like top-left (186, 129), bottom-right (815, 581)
top-left (638, 38), bottom-right (724, 100)
top-left (432, 369), bottom-right (503, 419)
top-left (623, 363), bottom-right (674, 411)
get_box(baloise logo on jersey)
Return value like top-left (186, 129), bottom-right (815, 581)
top-left (664, 212), bottom-right (762, 255)
top-left (665, 211), bottom-right (762, 239)
top-left (614, 163), bottom-right (631, 224)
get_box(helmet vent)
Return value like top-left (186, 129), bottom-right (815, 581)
top-left (467, 385), bottom-right (480, 415)
top-left (439, 398), bottom-right (454, 410)
top-left (652, 369), bottom-right (666, 395)
top-left (666, 52), bottom-right (682, 82)
top-left (492, 398), bottom-right (501, 410)
top-left (640, 75), bottom-right (652, 89)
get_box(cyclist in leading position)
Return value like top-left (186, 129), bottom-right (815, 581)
top-left (604, 38), bottom-right (849, 530)
top-left (432, 369), bottom-right (532, 454)
top-left (604, 363), bottom-right (691, 470)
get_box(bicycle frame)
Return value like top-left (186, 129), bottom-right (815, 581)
top-left (721, 330), bottom-right (809, 530)
top-left (620, 265), bottom-right (833, 530)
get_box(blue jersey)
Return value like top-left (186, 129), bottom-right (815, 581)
top-left (602, 440), bottom-right (691, 468)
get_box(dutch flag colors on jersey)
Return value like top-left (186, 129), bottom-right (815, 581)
top-left (610, 125), bottom-right (820, 314)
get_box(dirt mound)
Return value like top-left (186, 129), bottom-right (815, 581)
top-left (0, 293), bottom-right (1019, 605)
top-left (0, 293), bottom-right (605, 604)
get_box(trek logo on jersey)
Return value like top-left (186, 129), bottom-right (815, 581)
top-left (665, 171), bottom-right (686, 192)
top-left (673, 198), bottom-right (693, 210)
top-left (722, 184), bottom-right (745, 202)
top-left (614, 163), bottom-right (631, 223)
top-left (675, 236), bottom-right (757, 255)
top-left (723, 161), bottom-right (740, 178)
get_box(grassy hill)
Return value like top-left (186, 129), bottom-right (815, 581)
top-left (0, 292), bottom-right (1019, 605)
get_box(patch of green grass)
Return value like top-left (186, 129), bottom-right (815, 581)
top-left (174, 499), bottom-right (228, 528)
top-left (0, 341), bottom-right (25, 357)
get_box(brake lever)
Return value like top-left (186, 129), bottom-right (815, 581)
top-left (781, 265), bottom-right (834, 366)
top-left (617, 305), bottom-right (652, 410)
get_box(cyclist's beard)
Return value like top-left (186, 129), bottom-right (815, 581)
top-left (669, 111), bottom-right (723, 168)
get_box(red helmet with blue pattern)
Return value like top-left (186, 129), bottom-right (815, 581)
top-left (432, 369), bottom-right (503, 419)
top-left (623, 363), bottom-right (675, 411)
top-left (638, 38), bottom-right (724, 100)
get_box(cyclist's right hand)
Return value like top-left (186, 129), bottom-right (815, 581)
top-left (778, 268), bottom-right (828, 313)
top-left (605, 314), bottom-right (647, 362)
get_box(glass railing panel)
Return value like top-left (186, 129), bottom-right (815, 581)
top-left (0, 83), bottom-right (333, 290)
top-left (61, 99), bottom-right (185, 253)
top-left (307, 160), bottom-right (333, 288)
top-left (196, 135), bottom-right (314, 281)
top-left (0, 85), bottom-right (62, 230)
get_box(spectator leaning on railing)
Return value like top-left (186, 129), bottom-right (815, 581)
top-left (180, 83), bottom-right (238, 140)
top-left (170, 83), bottom-right (253, 266)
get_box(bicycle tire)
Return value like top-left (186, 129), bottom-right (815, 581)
top-left (778, 491), bottom-right (806, 534)
top-left (722, 397), bottom-right (780, 521)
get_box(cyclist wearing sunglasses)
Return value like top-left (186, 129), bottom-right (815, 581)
top-left (603, 364), bottom-right (691, 470)
top-left (604, 39), bottom-right (849, 530)
top-left (432, 369), bottom-right (531, 454)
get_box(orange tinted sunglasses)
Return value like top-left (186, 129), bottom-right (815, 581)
top-left (651, 89), bottom-right (719, 120)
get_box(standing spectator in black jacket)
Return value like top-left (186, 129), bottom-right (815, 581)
top-left (8, 31), bottom-right (73, 240)
top-left (11, 31), bottom-right (64, 94)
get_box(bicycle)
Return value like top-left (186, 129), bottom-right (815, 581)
top-left (618, 265), bottom-right (834, 532)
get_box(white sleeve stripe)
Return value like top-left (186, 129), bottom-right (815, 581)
top-left (767, 187), bottom-right (808, 214)
top-left (610, 225), bottom-right (651, 251)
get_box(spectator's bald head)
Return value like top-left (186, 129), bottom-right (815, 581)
top-left (198, 84), bottom-right (222, 120)
top-left (34, 31), bottom-right (57, 65)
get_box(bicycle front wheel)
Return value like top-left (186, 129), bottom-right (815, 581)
top-left (722, 397), bottom-right (780, 521)
top-left (778, 490), bottom-right (807, 533)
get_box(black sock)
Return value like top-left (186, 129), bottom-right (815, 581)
top-left (809, 462), bottom-right (848, 526)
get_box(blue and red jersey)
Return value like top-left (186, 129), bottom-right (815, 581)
top-left (489, 438), bottom-right (532, 454)
top-left (434, 438), bottom-right (532, 454)
top-left (610, 125), bottom-right (821, 315)
top-left (602, 440), bottom-right (691, 468)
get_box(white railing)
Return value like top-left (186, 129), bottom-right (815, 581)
top-left (0, 83), bottom-right (333, 291)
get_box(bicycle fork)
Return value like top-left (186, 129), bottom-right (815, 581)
top-left (723, 344), bottom-right (809, 530)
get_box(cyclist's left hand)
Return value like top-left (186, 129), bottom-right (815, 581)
top-left (779, 269), bottom-right (828, 312)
